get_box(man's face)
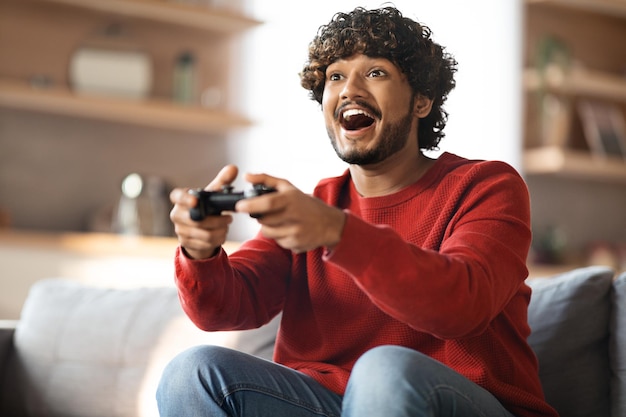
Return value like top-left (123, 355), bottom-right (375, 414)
top-left (322, 54), bottom-right (419, 166)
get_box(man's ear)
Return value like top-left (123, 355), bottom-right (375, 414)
top-left (413, 95), bottom-right (434, 118)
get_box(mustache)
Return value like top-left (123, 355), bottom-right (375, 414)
top-left (334, 100), bottom-right (382, 120)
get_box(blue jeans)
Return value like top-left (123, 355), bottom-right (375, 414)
top-left (156, 344), bottom-right (516, 417)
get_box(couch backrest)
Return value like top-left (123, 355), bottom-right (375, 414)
top-left (0, 279), bottom-right (279, 417)
top-left (610, 271), bottom-right (626, 417)
top-left (526, 266), bottom-right (625, 417)
top-left (5, 269), bottom-right (624, 417)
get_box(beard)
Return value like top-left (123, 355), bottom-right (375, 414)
top-left (327, 102), bottom-right (415, 166)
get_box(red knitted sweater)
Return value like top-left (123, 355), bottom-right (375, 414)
top-left (174, 153), bottom-right (558, 417)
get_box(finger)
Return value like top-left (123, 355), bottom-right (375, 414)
top-left (171, 194), bottom-right (233, 226)
top-left (176, 224), bottom-right (229, 249)
top-left (243, 172), bottom-right (293, 191)
top-left (206, 165), bottom-right (239, 191)
top-left (250, 207), bottom-right (288, 227)
top-left (235, 191), bottom-right (286, 217)
top-left (174, 217), bottom-right (232, 250)
top-left (261, 227), bottom-right (308, 254)
top-left (170, 187), bottom-right (197, 207)
top-left (170, 198), bottom-right (197, 225)
top-left (195, 213), bottom-right (234, 229)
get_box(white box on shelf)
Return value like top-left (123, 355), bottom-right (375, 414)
top-left (69, 47), bottom-right (152, 99)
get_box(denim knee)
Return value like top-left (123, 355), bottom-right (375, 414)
top-left (156, 345), bottom-right (230, 410)
top-left (348, 345), bottom-right (425, 395)
top-left (344, 345), bottom-right (516, 417)
top-left (158, 345), bottom-right (344, 417)
top-left (160, 345), bottom-right (215, 381)
top-left (343, 345), bottom-right (439, 417)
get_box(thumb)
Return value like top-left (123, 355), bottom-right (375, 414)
top-left (244, 172), bottom-right (292, 191)
top-left (206, 165), bottom-right (239, 191)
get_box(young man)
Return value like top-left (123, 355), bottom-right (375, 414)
top-left (157, 7), bottom-right (557, 417)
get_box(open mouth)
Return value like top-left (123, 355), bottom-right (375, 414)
top-left (340, 108), bottom-right (376, 131)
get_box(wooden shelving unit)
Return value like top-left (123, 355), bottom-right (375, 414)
top-left (0, 0), bottom-right (261, 133)
top-left (0, 0), bottom-right (263, 233)
top-left (523, 146), bottom-right (626, 183)
top-left (0, 230), bottom-right (241, 257)
top-left (527, 0), bottom-right (626, 18)
top-left (522, 0), bottom-right (626, 267)
top-left (0, 78), bottom-right (253, 133)
top-left (35, 0), bottom-right (261, 33)
top-left (522, 0), bottom-right (626, 181)
top-left (523, 67), bottom-right (626, 104)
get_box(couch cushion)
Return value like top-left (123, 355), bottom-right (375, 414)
top-left (611, 271), bottom-right (626, 417)
top-left (9, 279), bottom-right (279, 417)
top-left (526, 266), bottom-right (614, 417)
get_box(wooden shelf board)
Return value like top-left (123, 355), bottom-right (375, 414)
top-left (33, 0), bottom-right (262, 33)
top-left (523, 146), bottom-right (626, 183)
top-left (524, 67), bottom-right (626, 103)
top-left (0, 79), bottom-right (254, 134)
top-left (527, 0), bottom-right (626, 18)
top-left (0, 230), bottom-right (241, 257)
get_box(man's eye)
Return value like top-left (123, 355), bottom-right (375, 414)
top-left (328, 73), bottom-right (342, 81)
top-left (369, 69), bottom-right (386, 78)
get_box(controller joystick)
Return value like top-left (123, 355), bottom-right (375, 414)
top-left (188, 184), bottom-right (276, 221)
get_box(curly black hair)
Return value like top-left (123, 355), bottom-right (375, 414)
top-left (300, 6), bottom-right (458, 150)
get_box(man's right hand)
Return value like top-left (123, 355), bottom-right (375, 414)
top-left (169, 165), bottom-right (239, 260)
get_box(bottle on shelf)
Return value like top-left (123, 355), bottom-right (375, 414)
top-left (173, 51), bottom-right (196, 104)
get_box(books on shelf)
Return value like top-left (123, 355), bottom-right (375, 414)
top-left (577, 99), bottom-right (626, 161)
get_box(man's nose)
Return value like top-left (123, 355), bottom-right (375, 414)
top-left (340, 74), bottom-right (367, 100)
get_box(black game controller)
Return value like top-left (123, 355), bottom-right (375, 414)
top-left (188, 184), bottom-right (276, 221)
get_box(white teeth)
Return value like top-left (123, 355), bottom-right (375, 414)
top-left (342, 109), bottom-right (373, 120)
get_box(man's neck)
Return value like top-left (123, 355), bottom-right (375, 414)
top-left (349, 151), bottom-right (436, 197)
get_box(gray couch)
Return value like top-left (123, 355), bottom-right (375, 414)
top-left (0, 280), bottom-right (280, 417)
top-left (0, 266), bottom-right (624, 417)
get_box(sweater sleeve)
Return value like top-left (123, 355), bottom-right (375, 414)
top-left (174, 237), bottom-right (290, 331)
top-left (324, 162), bottom-right (532, 339)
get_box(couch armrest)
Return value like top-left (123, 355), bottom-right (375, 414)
top-left (0, 321), bottom-right (17, 369)
top-left (0, 320), bottom-right (18, 414)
